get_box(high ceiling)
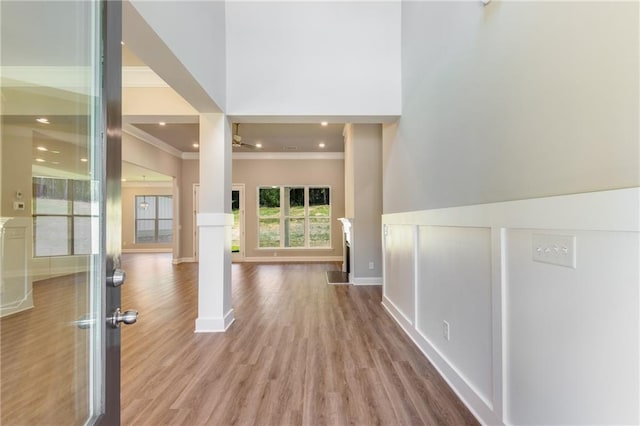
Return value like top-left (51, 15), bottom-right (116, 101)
top-left (122, 45), bottom-right (345, 155)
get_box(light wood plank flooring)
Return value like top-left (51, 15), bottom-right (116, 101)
top-left (121, 254), bottom-right (478, 425)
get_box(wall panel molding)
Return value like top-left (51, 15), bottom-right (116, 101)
top-left (382, 188), bottom-right (640, 426)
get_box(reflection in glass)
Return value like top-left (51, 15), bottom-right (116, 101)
top-left (1, 0), bottom-right (104, 424)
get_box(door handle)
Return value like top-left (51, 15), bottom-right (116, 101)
top-left (108, 308), bottom-right (138, 328)
top-left (75, 314), bottom-right (95, 329)
top-left (107, 268), bottom-right (126, 287)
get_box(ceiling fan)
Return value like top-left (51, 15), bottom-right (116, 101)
top-left (232, 123), bottom-right (258, 149)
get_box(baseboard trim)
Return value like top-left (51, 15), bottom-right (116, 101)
top-left (122, 248), bottom-right (172, 253)
top-left (194, 309), bottom-right (235, 333)
top-left (243, 256), bottom-right (343, 263)
top-left (0, 292), bottom-right (34, 318)
top-left (352, 276), bottom-right (382, 285)
top-left (382, 300), bottom-right (500, 426)
top-left (172, 257), bottom-right (196, 264)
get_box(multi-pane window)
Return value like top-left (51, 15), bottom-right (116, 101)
top-left (258, 186), bottom-right (331, 248)
top-left (135, 195), bottom-right (173, 243)
top-left (32, 177), bottom-right (98, 257)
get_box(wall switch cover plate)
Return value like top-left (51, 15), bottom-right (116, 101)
top-left (532, 234), bottom-right (576, 269)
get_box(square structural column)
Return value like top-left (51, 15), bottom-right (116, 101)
top-left (195, 113), bottom-right (234, 332)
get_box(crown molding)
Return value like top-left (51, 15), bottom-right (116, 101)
top-left (122, 123), bottom-right (183, 159)
top-left (233, 152), bottom-right (344, 160)
top-left (182, 152), bottom-right (200, 160)
top-left (122, 181), bottom-right (172, 188)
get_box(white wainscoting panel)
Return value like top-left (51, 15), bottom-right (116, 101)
top-left (417, 226), bottom-right (493, 408)
top-left (506, 229), bottom-right (639, 425)
top-left (381, 188), bottom-right (640, 426)
top-left (383, 224), bottom-right (415, 325)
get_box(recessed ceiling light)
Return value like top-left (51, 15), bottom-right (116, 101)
top-left (51, 161), bottom-right (60, 165)
top-left (255, 143), bottom-right (263, 148)
top-left (80, 158), bottom-right (88, 162)
top-left (159, 122), bottom-right (166, 126)
top-left (121, 178), bottom-right (127, 182)
top-left (36, 118), bottom-right (50, 124)
top-left (35, 158), bottom-right (45, 163)
top-left (51, 150), bottom-right (60, 154)
top-left (37, 146), bottom-right (48, 151)
top-left (318, 142), bottom-right (326, 148)
top-left (321, 121), bottom-right (328, 126)
top-left (192, 143), bottom-right (199, 148)
top-left (121, 41), bottom-right (125, 45)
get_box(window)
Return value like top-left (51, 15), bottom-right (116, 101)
top-left (135, 195), bottom-right (173, 243)
top-left (32, 177), bottom-right (98, 257)
top-left (258, 186), bottom-right (331, 248)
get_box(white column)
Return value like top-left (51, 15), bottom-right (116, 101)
top-left (195, 113), bottom-right (234, 332)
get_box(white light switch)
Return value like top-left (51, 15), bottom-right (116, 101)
top-left (13, 201), bottom-right (25, 211)
top-left (532, 234), bottom-right (576, 269)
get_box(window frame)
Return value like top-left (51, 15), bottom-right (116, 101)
top-left (257, 185), bottom-right (332, 249)
top-left (134, 194), bottom-right (173, 244)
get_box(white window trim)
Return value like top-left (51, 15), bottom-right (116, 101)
top-left (257, 185), bottom-right (332, 249)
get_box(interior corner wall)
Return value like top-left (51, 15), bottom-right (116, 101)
top-left (351, 124), bottom-right (383, 279)
top-left (383, 0), bottom-right (639, 213)
top-left (180, 159), bottom-right (199, 260)
top-left (225, 1), bottom-right (401, 117)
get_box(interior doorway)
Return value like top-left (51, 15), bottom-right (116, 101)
top-left (231, 184), bottom-right (245, 261)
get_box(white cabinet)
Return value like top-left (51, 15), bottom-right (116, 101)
top-left (0, 218), bottom-right (33, 317)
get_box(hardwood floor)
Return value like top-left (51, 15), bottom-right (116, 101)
top-left (0, 254), bottom-right (477, 425)
top-left (1, 273), bottom-right (91, 425)
top-left (121, 254), bottom-right (478, 426)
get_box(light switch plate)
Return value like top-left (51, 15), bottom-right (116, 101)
top-left (532, 234), bottom-right (576, 269)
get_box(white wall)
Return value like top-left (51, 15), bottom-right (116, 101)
top-left (225, 1), bottom-right (401, 117)
top-left (382, 189), bottom-right (640, 425)
top-left (125, 0), bottom-right (225, 112)
top-left (384, 0), bottom-right (639, 213)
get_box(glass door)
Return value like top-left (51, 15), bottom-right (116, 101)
top-left (232, 184), bottom-right (244, 261)
top-left (0, 1), bottom-right (127, 424)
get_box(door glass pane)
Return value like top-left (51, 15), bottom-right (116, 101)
top-left (1, 1), bottom-right (104, 425)
top-left (231, 190), bottom-right (240, 253)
